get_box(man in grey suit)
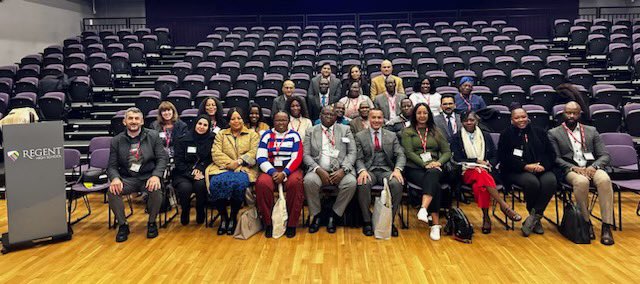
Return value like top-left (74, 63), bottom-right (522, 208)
top-left (307, 63), bottom-right (341, 120)
top-left (271, 80), bottom-right (305, 119)
top-left (303, 105), bottom-right (357, 234)
top-left (355, 108), bottom-right (406, 237)
top-left (434, 95), bottom-right (461, 142)
top-left (547, 101), bottom-right (614, 245)
top-left (374, 76), bottom-right (407, 121)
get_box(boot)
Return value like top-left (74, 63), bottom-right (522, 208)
top-left (601, 223), bottom-right (615, 246)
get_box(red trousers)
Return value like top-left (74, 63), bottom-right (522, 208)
top-left (255, 170), bottom-right (304, 227)
top-left (462, 168), bottom-right (496, 209)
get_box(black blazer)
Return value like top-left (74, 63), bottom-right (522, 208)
top-left (172, 131), bottom-right (214, 179)
top-left (450, 130), bottom-right (498, 167)
top-left (497, 125), bottom-right (556, 175)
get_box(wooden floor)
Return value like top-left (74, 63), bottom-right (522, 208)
top-left (0, 192), bottom-right (639, 283)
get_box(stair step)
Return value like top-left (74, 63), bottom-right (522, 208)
top-left (65, 130), bottom-right (111, 140)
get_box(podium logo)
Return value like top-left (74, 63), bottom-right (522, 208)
top-left (7, 151), bottom-right (19, 162)
top-left (21, 147), bottom-right (63, 160)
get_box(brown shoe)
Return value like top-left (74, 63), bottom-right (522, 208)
top-left (500, 205), bottom-right (522, 222)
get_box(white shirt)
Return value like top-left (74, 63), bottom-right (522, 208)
top-left (409, 92), bottom-right (442, 116)
top-left (319, 125), bottom-right (336, 170)
top-left (567, 123), bottom-right (587, 167)
top-left (444, 113), bottom-right (458, 135)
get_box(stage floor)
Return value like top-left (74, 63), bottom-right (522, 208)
top-left (0, 193), bottom-right (638, 283)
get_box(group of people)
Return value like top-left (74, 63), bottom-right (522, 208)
top-left (105, 61), bottom-right (616, 247)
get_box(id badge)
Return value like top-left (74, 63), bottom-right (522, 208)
top-left (584, 152), bottom-right (595, 161)
top-left (187, 146), bottom-right (197, 154)
top-left (212, 126), bottom-right (221, 134)
top-left (404, 121), bottom-right (411, 128)
top-left (274, 159), bottom-right (284, 167)
top-left (341, 137), bottom-right (350, 143)
top-left (159, 132), bottom-right (166, 139)
top-left (328, 149), bottom-right (340, 158)
top-left (420, 152), bottom-right (432, 163)
top-left (513, 149), bottom-right (523, 157)
top-left (130, 163), bottom-right (141, 172)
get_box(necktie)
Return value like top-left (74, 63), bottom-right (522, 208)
top-left (446, 115), bottom-right (454, 136)
top-left (374, 131), bottom-right (381, 151)
top-left (321, 95), bottom-right (327, 107)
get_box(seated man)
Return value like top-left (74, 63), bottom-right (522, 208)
top-left (308, 75), bottom-right (340, 121)
top-left (349, 101), bottom-right (371, 134)
top-left (434, 95), bottom-right (461, 142)
top-left (314, 101), bottom-right (350, 125)
top-left (255, 111), bottom-right (305, 239)
top-left (370, 59), bottom-right (404, 100)
top-left (355, 108), bottom-right (406, 237)
top-left (107, 107), bottom-right (168, 243)
top-left (547, 101), bottom-right (615, 245)
top-left (374, 76), bottom-right (407, 121)
top-left (303, 106), bottom-right (357, 234)
top-left (385, 98), bottom-right (413, 133)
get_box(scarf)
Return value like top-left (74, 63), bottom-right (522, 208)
top-left (461, 126), bottom-right (485, 162)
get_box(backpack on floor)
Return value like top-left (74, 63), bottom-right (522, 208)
top-left (444, 207), bottom-right (474, 243)
top-left (559, 201), bottom-right (591, 244)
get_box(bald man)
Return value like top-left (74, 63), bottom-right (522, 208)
top-left (370, 60), bottom-right (404, 100)
top-left (272, 80), bottom-right (306, 119)
top-left (547, 101), bottom-right (615, 245)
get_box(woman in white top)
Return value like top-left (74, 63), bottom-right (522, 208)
top-left (285, 96), bottom-right (313, 138)
top-left (409, 76), bottom-right (442, 116)
top-left (338, 81), bottom-right (374, 119)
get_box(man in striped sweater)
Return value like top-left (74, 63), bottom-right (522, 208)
top-left (255, 111), bottom-right (305, 238)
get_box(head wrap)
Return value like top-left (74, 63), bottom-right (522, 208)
top-left (459, 76), bottom-right (474, 86)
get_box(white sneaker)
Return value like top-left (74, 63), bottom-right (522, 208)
top-left (430, 225), bottom-right (441, 241)
top-left (417, 207), bottom-right (429, 223)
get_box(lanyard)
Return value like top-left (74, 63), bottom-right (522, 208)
top-left (163, 128), bottom-right (171, 148)
top-left (322, 127), bottom-right (335, 147)
top-left (387, 95), bottom-right (396, 114)
top-left (134, 142), bottom-right (141, 160)
top-left (272, 130), bottom-right (289, 156)
top-left (460, 94), bottom-right (473, 111)
top-left (562, 123), bottom-right (586, 151)
top-left (417, 127), bottom-right (429, 153)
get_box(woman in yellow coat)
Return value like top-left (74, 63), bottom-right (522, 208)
top-left (206, 107), bottom-right (259, 235)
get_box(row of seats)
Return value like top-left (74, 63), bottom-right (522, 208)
top-left (0, 91), bottom-right (67, 120)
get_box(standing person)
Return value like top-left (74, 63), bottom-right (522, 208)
top-left (151, 101), bottom-right (188, 159)
top-left (401, 103), bottom-right (451, 241)
top-left (370, 59), bottom-right (404, 100)
top-left (308, 77), bottom-right (340, 121)
top-left (450, 111), bottom-right (522, 233)
top-left (454, 77), bottom-right (486, 113)
top-left (434, 95), bottom-right (461, 142)
top-left (355, 108), bottom-right (406, 237)
top-left (547, 102), bottom-right (615, 245)
top-left (172, 115), bottom-right (213, 225)
top-left (409, 76), bottom-right (442, 116)
top-left (197, 97), bottom-right (227, 133)
top-left (308, 62), bottom-right (341, 100)
top-left (247, 103), bottom-right (270, 135)
top-left (303, 106), bottom-right (357, 234)
top-left (342, 65), bottom-right (370, 98)
top-left (255, 111), bottom-right (305, 238)
top-left (498, 105), bottom-right (557, 237)
top-left (206, 108), bottom-right (260, 235)
top-left (349, 101), bottom-right (371, 134)
top-left (338, 81), bottom-right (374, 119)
top-left (286, 96), bottom-right (313, 139)
top-left (107, 107), bottom-right (168, 242)
top-left (374, 76), bottom-right (407, 121)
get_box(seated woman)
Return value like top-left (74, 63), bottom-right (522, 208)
top-left (454, 77), bottom-right (486, 113)
top-left (151, 101), bottom-right (188, 159)
top-left (409, 76), bottom-right (441, 116)
top-left (338, 81), bottom-right (374, 119)
top-left (285, 96), bottom-right (313, 138)
top-left (401, 102), bottom-right (451, 241)
top-left (172, 116), bottom-right (213, 225)
top-left (498, 105), bottom-right (557, 237)
top-left (198, 97), bottom-right (228, 133)
top-left (341, 65), bottom-right (370, 98)
top-left (247, 103), bottom-right (270, 135)
top-left (206, 108), bottom-right (260, 235)
top-left (450, 111), bottom-right (522, 234)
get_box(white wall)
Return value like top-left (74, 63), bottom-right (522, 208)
top-left (0, 0), bottom-right (93, 65)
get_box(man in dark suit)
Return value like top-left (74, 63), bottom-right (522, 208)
top-left (434, 95), bottom-right (461, 142)
top-left (308, 75), bottom-right (340, 121)
top-left (547, 101), bottom-right (614, 245)
top-left (374, 76), bottom-right (406, 121)
top-left (303, 106), bottom-right (357, 234)
top-left (271, 80), bottom-right (303, 118)
top-left (350, 101), bottom-right (371, 134)
top-left (355, 108), bottom-right (406, 237)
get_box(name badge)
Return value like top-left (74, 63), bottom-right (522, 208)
top-left (420, 152), bottom-right (432, 163)
top-left (513, 149), bottom-right (523, 157)
top-left (584, 152), bottom-right (595, 161)
top-left (404, 121), bottom-right (411, 128)
top-left (328, 149), bottom-right (340, 158)
top-left (159, 132), bottom-right (166, 138)
top-left (341, 137), bottom-right (350, 143)
top-left (212, 126), bottom-right (221, 134)
top-left (274, 160), bottom-right (284, 167)
top-left (130, 163), bottom-right (141, 172)
top-left (187, 146), bottom-right (197, 154)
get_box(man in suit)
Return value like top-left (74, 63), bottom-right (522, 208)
top-left (547, 101), bottom-right (614, 246)
top-left (370, 59), bottom-right (404, 100)
top-left (308, 76), bottom-right (340, 121)
top-left (434, 95), bottom-right (462, 142)
top-left (374, 76), bottom-right (407, 121)
top-left (272, 80), bottom-right (306, 119)
top-left (355, 108), bottom-right (406, 237)
top-left (303, 105), bottom-right (357, 234)
top-left (350, 101), bottom-right (371, 134)
top-left (385, 98), bottom-right (413, 134)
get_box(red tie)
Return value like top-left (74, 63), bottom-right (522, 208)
top-left (374, 131), bottom-right (381, 151)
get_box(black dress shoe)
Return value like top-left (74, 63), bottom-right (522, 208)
top-left (601, 223), bottom-right (615, 246)
top-left (309, 216), bottom-right (321, 234)
top-left (217, 219), bottom-right (227, 235)
top-left (286, 226), bottom-right (296, 238)
top-left (482, 216), bottom-right (492, 234)
top-left (180, 209), bottom-right (190, 226)
top-left (362, 223), bottom-right (374, 236)
top-left (116, 224), bottom-right (130, 243)
top-left (147, 222), bottom-right (159, 239)
top-left (588, 223), bottom-right (596, 240)
top-left (327, 215), bottom-right (337, 234)
top-left (265, 225), bottom-right (273, 238)
top-left (391, 225), bottom-right (399, 237)
top-left (226, 218), bottom-right (237, 235)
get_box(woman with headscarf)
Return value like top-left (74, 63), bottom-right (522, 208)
top-left (172, 115), bottom-right (214, 225)
top-left (454, 76), bottom-right (486, 113)
top-left (450, 111), bottom-right (522, 234)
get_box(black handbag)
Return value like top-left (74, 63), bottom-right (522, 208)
top-left (443, 207), bottom-right (474, 243)
top-left (559, 201), bottom-right (591, 244)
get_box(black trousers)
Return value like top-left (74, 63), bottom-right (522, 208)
top-left (173, 176), bottom-right (207, 216)
top-left (405, 167), bottom-right (443, 213)
top-left (507, 171), bottom-right (557, 214)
